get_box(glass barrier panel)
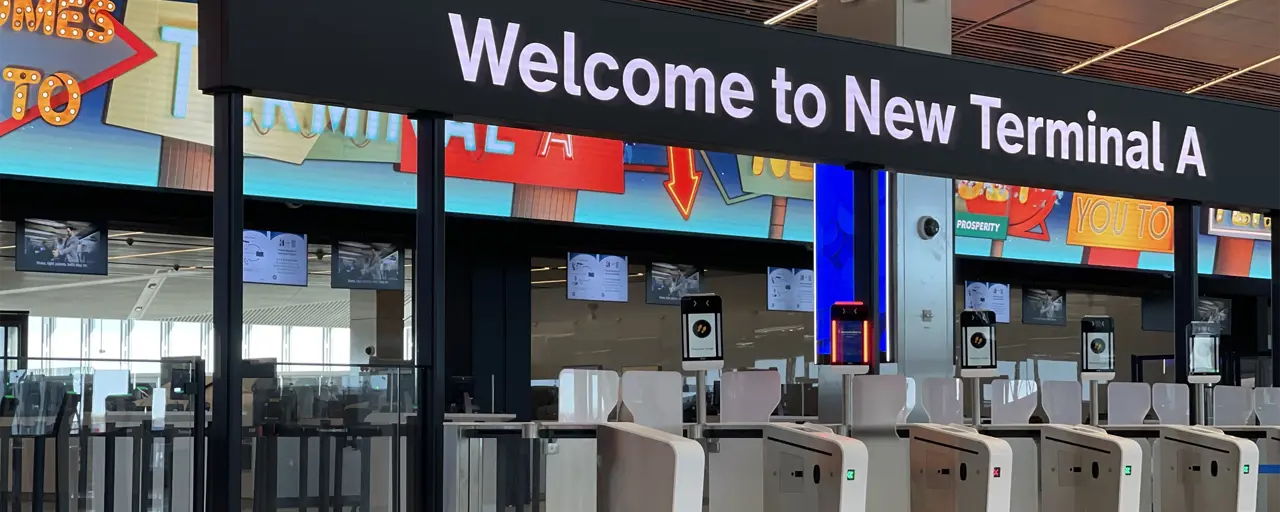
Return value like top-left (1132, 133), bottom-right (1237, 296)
top-left (919, 377), bottom-right (963, 425)
top-left (990, 379), bottom-right (1037, 425)
top-left (1040, 380), bottom-right (1082, 425)
top-left (1106, 382), bottom-right (1152, 426)
top-left (1152, 383), bottom-right (1190, 425)
top-left (1212, 385), bottom-right (1254, 426)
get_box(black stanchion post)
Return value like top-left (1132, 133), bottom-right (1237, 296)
top-left (208, 89), bottom-right (247, 512)
top-left (318, 423), bottom-right (330, 512)
top-left (76, 428), bottom-right (87, 511)
top-left (140, 420), bottom-right (155, 512)
top-left (0, 424), bottom-right (9, 512)
top-left (331, 433), bottom-right (345, 510)
top-left (163, 428), bottom-right (174, 512)
top-left (298, 428), bottom-right (310, 512)
top-left (32, 435), bottom-right (44, 512)
top-left (410, 113), bottom-right (446, 512)
top-left (359, 437), bottom-right (371, 512)
top-left (103, 424), bottom-right (117, 512)
top-left (192, 359), bottom-right (206, 512)
top-left (53, 418), bottom-right (67, 512)
top-left (10, 435), bottom-right (20, 512)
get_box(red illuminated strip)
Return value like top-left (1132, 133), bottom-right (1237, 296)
top-left (861, 320), bottom-right (870, 364)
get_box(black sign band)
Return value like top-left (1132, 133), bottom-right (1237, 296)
top-left (202, 0), bottom-right (1280, 209)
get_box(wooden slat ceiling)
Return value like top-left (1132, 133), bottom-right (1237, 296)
top-left (639, 0), bottom-right (1280, 108)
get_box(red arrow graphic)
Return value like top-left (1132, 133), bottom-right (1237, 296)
top-left (664, 146), bottom-right (701, 221)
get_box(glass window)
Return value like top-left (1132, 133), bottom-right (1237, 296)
top-left (47, 317), bottom-right (82, 362)
top-left (288, 326), bottom-right (325, 373)
top-left (130, 321), bottom-right (163, 374)
top-left (89, 319), bottom-right (125, 370)
top-left (246, 325), bottom-right (284, 361)
top-left (168, 322), bottom-right (203, 358)
top-left (330, 328), bottom-right (352, 369)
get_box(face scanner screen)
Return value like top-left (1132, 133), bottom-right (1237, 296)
top-left (684, 313), bottom-right (720, 359)
top-left (964, 326), bottom-right (994, 367)
top-left (834, 320), bottom-right (868, 364)
top-left (1084, 332), bottom-right (1115, 372)
top-left (1190, 334), bottom-right (1218, 374)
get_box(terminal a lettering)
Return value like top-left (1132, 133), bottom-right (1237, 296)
top-left (969, 95), bottom-right (1206, 177)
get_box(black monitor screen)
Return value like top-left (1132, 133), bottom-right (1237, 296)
top-left (331, 242), bottom-right (405, 290)
top-left (16, 219), bottom-right (107, 276)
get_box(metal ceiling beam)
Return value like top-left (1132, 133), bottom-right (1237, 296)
top-left (1062, 0), bottom-right (1243, 74)
top-left (1187, 53), bottom-right (1280, 93)
top-left (952, 0), bottom-right (1043, 40)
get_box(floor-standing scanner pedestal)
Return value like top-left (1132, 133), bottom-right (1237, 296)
top-left (1162, 322), bottom-right (1258, 512)
top-left (912, 309), bottom-right (1013, 512)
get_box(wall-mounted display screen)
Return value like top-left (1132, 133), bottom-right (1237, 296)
top-left (567, 253), bottom-right (629, 303)
top-left (16, 219), bottom-right (107, 276)
top-left (645, 263), bottom-right (701, 305)
top-left (1141, 296), bottom-right (1232, 335)
top-left (1021, 288), bottom-right (1066, 326)
top-left (963, 281), bottom-right (1011, 323)
top-left (767, 267), bottom-right (815, 312)
top-left (242, 230), bottom-right (308, 287)
top-left (955, 182), bottom-right (1273, 279)
top-left (0, 0), bottom-right (813, 243)
top-left (331, 242), bottom-right (405, 290)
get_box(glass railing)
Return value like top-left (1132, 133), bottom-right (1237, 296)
top-left (0, 357), bottom-right (423, 511)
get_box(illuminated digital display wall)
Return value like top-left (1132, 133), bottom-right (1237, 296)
top-left (955, 182), bottom-right (1272, 279)
top-left (0, 0), bottom-right (814, 242)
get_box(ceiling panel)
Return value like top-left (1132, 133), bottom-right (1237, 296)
top-left (637, 0), bottom-right (1280, 108)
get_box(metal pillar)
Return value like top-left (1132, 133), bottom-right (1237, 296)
top-left (849, 165), bottom-right (879, 353)
top-left (1271, 210), bottom-right (1280, 389)
top-left (210, 91), bottom-right (246, 511)
top-left (411, 114), bottom-right (447, 512)
top-left (1172, 202), bottom-right (1198, 419)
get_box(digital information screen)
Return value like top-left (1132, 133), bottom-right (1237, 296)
top-left (567, 252), bottom-right (629, 302)
top-left (646, 262), bottom-right (701, 305)
top-left (243, 230), bottom-right (309, 286)
top-left (16, 219), bottom-right (107, 276)
top-left (767, 267), bottom-right (815, 312)
top-left (331, 242), bottom-right (405, 290)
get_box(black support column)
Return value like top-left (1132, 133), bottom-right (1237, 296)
top-left (209, 90), bottom-right (246, 510)
top-left (411, 114), bottom-right (446, 512)
top-left (849, 165), bottom-right (880, 360)
top-left (1271, 209), bottom-right (1280, 387)
top-left (1172, 202), bottom-right (1198, 418)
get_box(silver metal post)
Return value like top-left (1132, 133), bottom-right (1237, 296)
top-left (695, 370), bottom-right (708, 425)
top-left (841, 374), bottom-right (856, 431)
top-left (1194, 383), bottom-right (1207, 425)
top-left (490, 374), bottom-right (496, 413)
top-left (1089, 381), bottom-right (1100, 425)
top-left (969, 378), bottom-right (982, 427)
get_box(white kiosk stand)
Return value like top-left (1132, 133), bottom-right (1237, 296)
top-left (907, 309), bottom-right (1012, 512)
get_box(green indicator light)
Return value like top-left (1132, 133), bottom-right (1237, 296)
top-left (845, 469), bottom-right (855, 481)
top-left (1124, 465), bottom-right (1132, 476)
top-left (1245, 465), bottom-right (1251, 474)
